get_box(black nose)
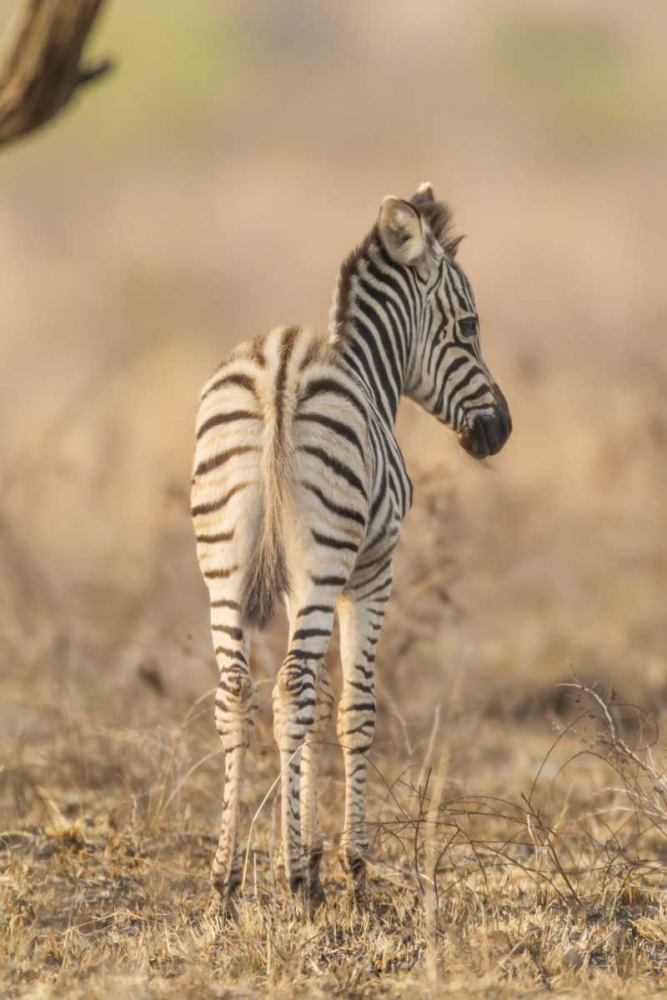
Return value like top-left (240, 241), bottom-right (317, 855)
top-left (459, 403), bottom-right (512, 459)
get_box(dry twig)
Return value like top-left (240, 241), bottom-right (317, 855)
top-left (0, 0), bottom-right (112, 148)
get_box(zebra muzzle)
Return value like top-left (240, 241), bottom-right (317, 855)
top-left (459, 403), bottom-right (512, 459)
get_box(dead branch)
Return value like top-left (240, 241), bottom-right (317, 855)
top-left (0, 0), bottom-right (112, 148)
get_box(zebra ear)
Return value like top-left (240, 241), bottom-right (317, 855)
top-left (378, 197), bottom-right (426, 269)
top-left (414, 181), bottom-right (435, 202)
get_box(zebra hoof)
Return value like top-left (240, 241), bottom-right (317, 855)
top-left (290, 873), bottom-right (326, 912)
top-left (211, 888), bottom-right (239, 921)
top-left (306, 877), bottom-right (327, 910)
top-left (339, 847), bottom-right (367, 886)
top-left (289, 872), bottom-right (307, 896)
top-left (211, 869), bottom-right (242, 915)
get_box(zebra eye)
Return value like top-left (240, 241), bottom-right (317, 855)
top-left (458, 316), bottom-right (478, 338)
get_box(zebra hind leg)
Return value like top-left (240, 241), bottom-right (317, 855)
top-left (300, 668), bottom-right (335, 905)
top-left (211, 614), bottom-right (257, 905)
top-left (336, 588), bottom-right (389, 894)
top-left (272, 597), bottom-right (335, 901)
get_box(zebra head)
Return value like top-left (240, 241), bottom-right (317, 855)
top-left (377, 183), bottom-right (512, 459)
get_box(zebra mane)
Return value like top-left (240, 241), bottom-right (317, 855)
top-left (331, 229), bottom-right (374, 337)
top-left (410, 193), bottom-right (463, 259)
top-left (331, 194), bottom-right (462, 338)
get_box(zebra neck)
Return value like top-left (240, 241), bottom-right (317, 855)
top-left (332, 250), bottom-right (418, 428)
top-left (337, 324), bottom-right (404, 426)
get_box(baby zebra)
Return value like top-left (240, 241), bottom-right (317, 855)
top-left (191, 183), bottom-right (512, 905)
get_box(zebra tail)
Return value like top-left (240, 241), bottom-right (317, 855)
top-left (239, 399), bottom-right (292, 630)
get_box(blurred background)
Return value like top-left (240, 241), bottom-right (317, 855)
top-left (1, 0), bottom-right (666, 824)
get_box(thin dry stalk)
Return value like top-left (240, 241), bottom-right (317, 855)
top-left (423, 752), bottom-right (449, 990)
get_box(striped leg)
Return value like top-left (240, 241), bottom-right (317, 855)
top-left (300, 668), bottom-right (335, 901)
top-left (272, 596), bottom-right (335, 897)
top-left (211, 607), bottom-right (257, 901)
top-left (336, 586), bottom-right (389, 887)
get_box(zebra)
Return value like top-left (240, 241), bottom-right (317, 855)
top-left (191, 182), bottom-right (512, 906)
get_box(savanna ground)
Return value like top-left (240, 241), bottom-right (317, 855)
top-left (2, 2), bottom-right (667, 997)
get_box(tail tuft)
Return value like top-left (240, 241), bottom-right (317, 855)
top-left (239, 541), bottom-right (289, 630)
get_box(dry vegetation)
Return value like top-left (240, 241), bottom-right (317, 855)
top-left (2, 2), bottom-right (667, 997)
top-left (5, 639), bottom-right (667, 1000)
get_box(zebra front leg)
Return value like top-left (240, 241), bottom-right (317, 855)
top-left (336, 586), bottom-right (389, 889)
top-left (300, 668), bottom-right (335, 902)
top-left (273, 601), bottom-right (334, 898)
top-left (212, 633), bottom-right (257, 902)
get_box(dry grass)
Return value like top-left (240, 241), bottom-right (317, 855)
top-left (4, 675), bottom-right (667, 999)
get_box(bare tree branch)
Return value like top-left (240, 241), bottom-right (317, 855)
top-left (0, 0), bottom-right (112, 148)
